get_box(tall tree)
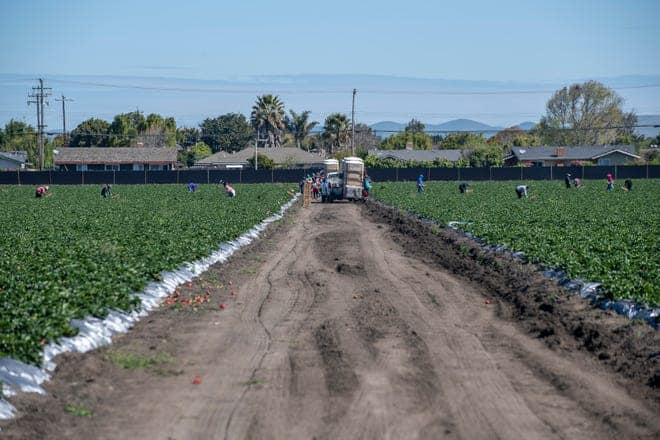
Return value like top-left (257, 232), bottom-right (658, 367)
top-left (535, 81), bottom-right (637, 146)
top-left (440, 132), bottom-right (488, 150)
top-left (405, 118), bottom-right (425, 133)
top-left (139, 114), bottom-right (177, 147)
top-left (285, 110), bottom-right (318, 149)
top-left (1, 120), bottom-right (38, 165)
top-left (108, 111), bottom-right (147, 147)
top-left (176, 126), bottom-right (201, 148)
top-left (200, 113), bottom-right (254, 153)
top-left (251, 94), bottom-right (286, 148)
top-left (322, 113), bottom-right (351, 154)
top-left (380, 131), bottom-right (432, 150)
top-left (69, 118), bottom-right (111, 148)
top-left (487, 126), bottom-right (541, 150)
top-left (353, 123), bottom-right (380, 151)
top-left (179, 141), bottom-right (213, 166)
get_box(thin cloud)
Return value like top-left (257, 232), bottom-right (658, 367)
top-left (132, 65), bottom-right (193, 71)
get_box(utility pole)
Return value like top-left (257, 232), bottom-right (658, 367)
top-left (255, 127), bottom-right (259, 170)
top-left (27, 78), bottom-right (52, 170)
top-left (55, 95), bottom-right (73, 145)
top-left (351, 88), bottom-right (357, 156)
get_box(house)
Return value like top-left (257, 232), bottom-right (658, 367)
top-left (0, 151), bottom-right (29, 170)
top-left (504, 146), bottom-right (640, 167)
top-left (194, 147), bottom-right (325, 169)
top-left (367, 148), bottom-right (467, 164)
top-left (54, 147), bottom-right (178, 171)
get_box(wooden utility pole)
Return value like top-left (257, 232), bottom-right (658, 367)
top-left (27, 79), bottom-right (52, 170)
top-left (351, 88), bottom-right (357, 156)
top-left (55, 95), bottom-right (73, 144)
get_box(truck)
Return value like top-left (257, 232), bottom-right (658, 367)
top-left (322, 157), bottom-right (365, 202)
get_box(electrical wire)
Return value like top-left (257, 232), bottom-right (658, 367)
top-left (42, 78), bottom-right (660, 96)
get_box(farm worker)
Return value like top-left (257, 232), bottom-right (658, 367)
top-left (417, 174), bottom-right (425, 193)
top-left (606, 173), bottom-right (614, 192)
top-left (101, 184), bottom-right (112, 198)
top-left (223, 181), bottom-right (236, 198)
top-left (459, 182), bottom-right (470, 194)
top-left (573, 177), bottom-right (582, 188)
top-left (35, 185), bottom-right (49, 198)
top-left (320, 178), bottom-right (330, 202)
top-left (363, 175), bottom-right (372, 197)
top-left (515, 184), bottom-right (529, 199)
top-left (564, 173), bottom-right (572, 189)
top-left (623, 179), bottom-right (633, 191)
top-left (312, 178), bottom-right (319, 199)
top-left (187, 182), bottom-right (198, 192)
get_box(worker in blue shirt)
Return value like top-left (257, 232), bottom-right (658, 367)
top-left (417, 174), bottom-right (425, 193)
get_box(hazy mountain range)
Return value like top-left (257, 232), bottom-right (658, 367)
top-left (367, 117), bottom-right (660, 139)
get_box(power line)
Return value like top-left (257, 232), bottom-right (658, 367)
top-left (45, 78), bottom-right (660, 96)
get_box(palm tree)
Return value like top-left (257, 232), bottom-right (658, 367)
top-left (251, 95), bottom-right (286, 148)
top-left (285, 110), bottom-right (318, 149)
top-left (322, 113), bottom-right (351, 154)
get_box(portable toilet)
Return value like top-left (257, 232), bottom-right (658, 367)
top-left (324, 159), bottom-right (339, 174)
top-left (341, 157), bottom-right (364, 200)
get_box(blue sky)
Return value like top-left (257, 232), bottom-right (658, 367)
top-left (1, 0), bottom-right (658, 81)
top-left (1, 0), bottom-right (659, 129)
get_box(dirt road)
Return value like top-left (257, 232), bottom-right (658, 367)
top-left (3, 202), bottom-right (659, 439)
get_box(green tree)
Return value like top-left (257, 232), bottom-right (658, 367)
top-left (405, 118), bottom-right (425, 133)
top-left (108, 111), bottom-right (147, 147)
top-left (139, 113), bottom-right (177, 147)
top-left (176, 126), bottom-right (200, 148)
top-left (69, 118), bottom-right (111, 148)
top-left (200, 113), bottom-right (254, 153)
top-left (380, 131), bottom-right (432, 150)
top-left (190, 141), bottom-right (212, 161)
top-left (246, 153), bottom-right (276, 169)
top-left (354, 123), bottom-right (380, 151)
top-left (467, 145), bottom-right (504, 167)
top-left (178, 141), bottom-right (213, 167)
top-left (535, 81), bottom-right (637, 146)
top-left (284, 110), bottom-right (318, 149)
top-left (251, 95), bottom-right (286, 148)
top-left (440, 132), bottom-right (488, 149)
top-left (322, 113), bottom-right (351, 154)
top-left (0, 120), bottom-right (38, 165)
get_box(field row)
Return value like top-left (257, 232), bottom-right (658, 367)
top-left (372, 180), bottom-right (660, 307)
top-left (0, 184), bottom-right (294, 364)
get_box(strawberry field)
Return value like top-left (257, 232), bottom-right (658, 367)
top-left (372, 179), bottom-right (660, 307)
top-left (0, 184), bottom-right (294, 365)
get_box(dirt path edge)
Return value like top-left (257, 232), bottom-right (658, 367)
top-left (363, 200), bottom-right (660, 400)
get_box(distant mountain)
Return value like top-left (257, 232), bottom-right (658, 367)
top-left (369, 119), bottom-right (501, 138)
top-left (370, 121), bottom-right (405, 136)
top-left (366, 116), bottom-right (660, 140)
top-left (429, 119), bottom-right (500, 133)
top-left (516, 121), bottom-right (536, 131)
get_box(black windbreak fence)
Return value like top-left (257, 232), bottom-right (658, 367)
top-left (1, 165), bottom-right (658, 185)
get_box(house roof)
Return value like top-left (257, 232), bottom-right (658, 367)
top-left (368, 149), bottom-right (466, 162)
top-left (54, 147), bottom-right (178, 164)
top-left (506, 145), bottom-right (639, 161)
top-left (0, 150), bottom-right (29, 164)
top-left (195, 147), bottom-right (325, 166)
